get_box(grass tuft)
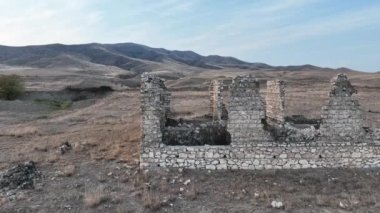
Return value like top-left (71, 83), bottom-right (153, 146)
top-left (84, 186), bottom-right (109, 208)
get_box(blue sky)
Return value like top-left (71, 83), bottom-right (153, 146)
top-left (0, 0), bottom-right (379, 71)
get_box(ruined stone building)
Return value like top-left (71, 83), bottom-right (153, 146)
top-left (140, 73), bottom-right (380, 170)
top-left (320, 74), bottom-right (364, 141)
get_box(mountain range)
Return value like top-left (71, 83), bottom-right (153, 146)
top-left (0, 43), bottom-right (355, 77)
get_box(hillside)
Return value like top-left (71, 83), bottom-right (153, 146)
top-left (0, 43), bottom-right (352, 77)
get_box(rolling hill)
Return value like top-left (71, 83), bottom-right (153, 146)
top-left (0, 43), bottom-right (349, 77)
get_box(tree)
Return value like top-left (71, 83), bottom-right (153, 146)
top-left (0, 75), bottom-right (25, 100)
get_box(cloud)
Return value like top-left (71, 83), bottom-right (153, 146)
top-left (0, 0), bottom-right (379, 70)
top-left (244, 0), bottom-right (319, 14)
top-left (121, 0), bottom-right (200, 17)
top-left (0, 0), bottom-right (103, 45)
top-left (232, 6), bottom-right (380, 51)
top-left (161, 0), bottom-right (321, 54)
top-left (0, 0), bottom-right (319, 47)
top-left (172, 3), bottom-right (380, 58)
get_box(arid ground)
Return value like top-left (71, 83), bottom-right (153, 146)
top-left (0, 66), bottom-right (380, 212)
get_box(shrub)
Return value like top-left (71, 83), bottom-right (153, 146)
top-left (0, 75), bottom-right (25, 100)
top-left (34, 99), bottom-right (72, 109)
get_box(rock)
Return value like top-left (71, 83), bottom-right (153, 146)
top-left (205, 152), bottom-right (213, 158)
top-left (0, 196), bottom-right (7, 206)
top-left (284, 123), bottom-right (318, 142)
top-left (211, 160), bottom-right (219, 165)
top-left (63, 204), bottom-right (72, 210)
top-left (299, 160), bottom-right (308, 165)
top-left (271, 200), bottom-right (284, 209)
top-left (206, 165), bottom-right (216, 170)
top-left (0, 161), bottom-right (40, 191)
top-left (216, 164), bottom-right (227, 170)
top-left (184, 179), bottom-right (191, 185)
top-left (54, 171), bottom-right (64, 177)
top-left (339, 201), bottom-right (346, 208)
top-left (59, 141), bottom-right (72, 155)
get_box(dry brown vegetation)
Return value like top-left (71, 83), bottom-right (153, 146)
top-left (60, 164), bottom-right (76, 177)
top-left (84, 186), bottom-right (109, 208)
top-left (0, 68), bottom-right (379, 212)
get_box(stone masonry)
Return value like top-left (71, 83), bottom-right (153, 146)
top-left (140, 73), bottom-right (171, 148)
top-left (227, 76), bottom-right (271, 144)
top-left (209, 80), bottom-right (226, 120)
top-left (265, 80), bottom-right (285, 127)
top-left (140, 73), bottom-right (380, 170)
top-left (141, 142), bottom-right (380, 170)
top-left (320, 74), bottom-right (364, 141)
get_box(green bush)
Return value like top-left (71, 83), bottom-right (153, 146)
top-left (0, 75), bottom-right (25, 100)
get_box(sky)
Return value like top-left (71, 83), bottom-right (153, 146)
top-left (0, 0), bottom-right (379, 72)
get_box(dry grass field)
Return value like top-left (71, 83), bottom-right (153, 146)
top-left (0, 68), bottom-right (380, 212)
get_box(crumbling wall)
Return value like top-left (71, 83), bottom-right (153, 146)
top-left (366, 128), bottom-right (380, 144)
top-left (140, 73), bottom-right (380, 171)
top-left (141, 75), bottom-right (230, 148)
top-left (265, 80), bottom-right (285, 127)
top-left (320, 74), bottom-right (364, 141)
top-left (227, 76), bottom-right (271, 144)
top-left (374, 129), bottom-right (380, 144)
top-left (209, 80), bottom-right (227, 120)
top-left (263, 80), bottom-right (319, 143)
top-left (140, 142), bottom-right (380, 170)
top-left (140, 73), bottom-right (171, 148)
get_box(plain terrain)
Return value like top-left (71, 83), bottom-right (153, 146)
top-left (1, 43), bottom-right (380, 212)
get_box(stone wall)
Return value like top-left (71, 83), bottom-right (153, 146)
top-left (375, 129), bottom-right (380, 144)
top-left (265, 80), bottom-right (285, 127)
top-left (140, 73), bottom-right (380, 170)
top-left (140, 142), bottom-right (380, 170)
top-left (320, 74), bottom-right (364, 141)
top-left (367, 128), bottom-right (380, 144)
top-left (209, 80), bottom-right (225, 120)
top-left (140, 73), bottom-right (171, 148)
top-left (227, 76), bottom-right (271, 144)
